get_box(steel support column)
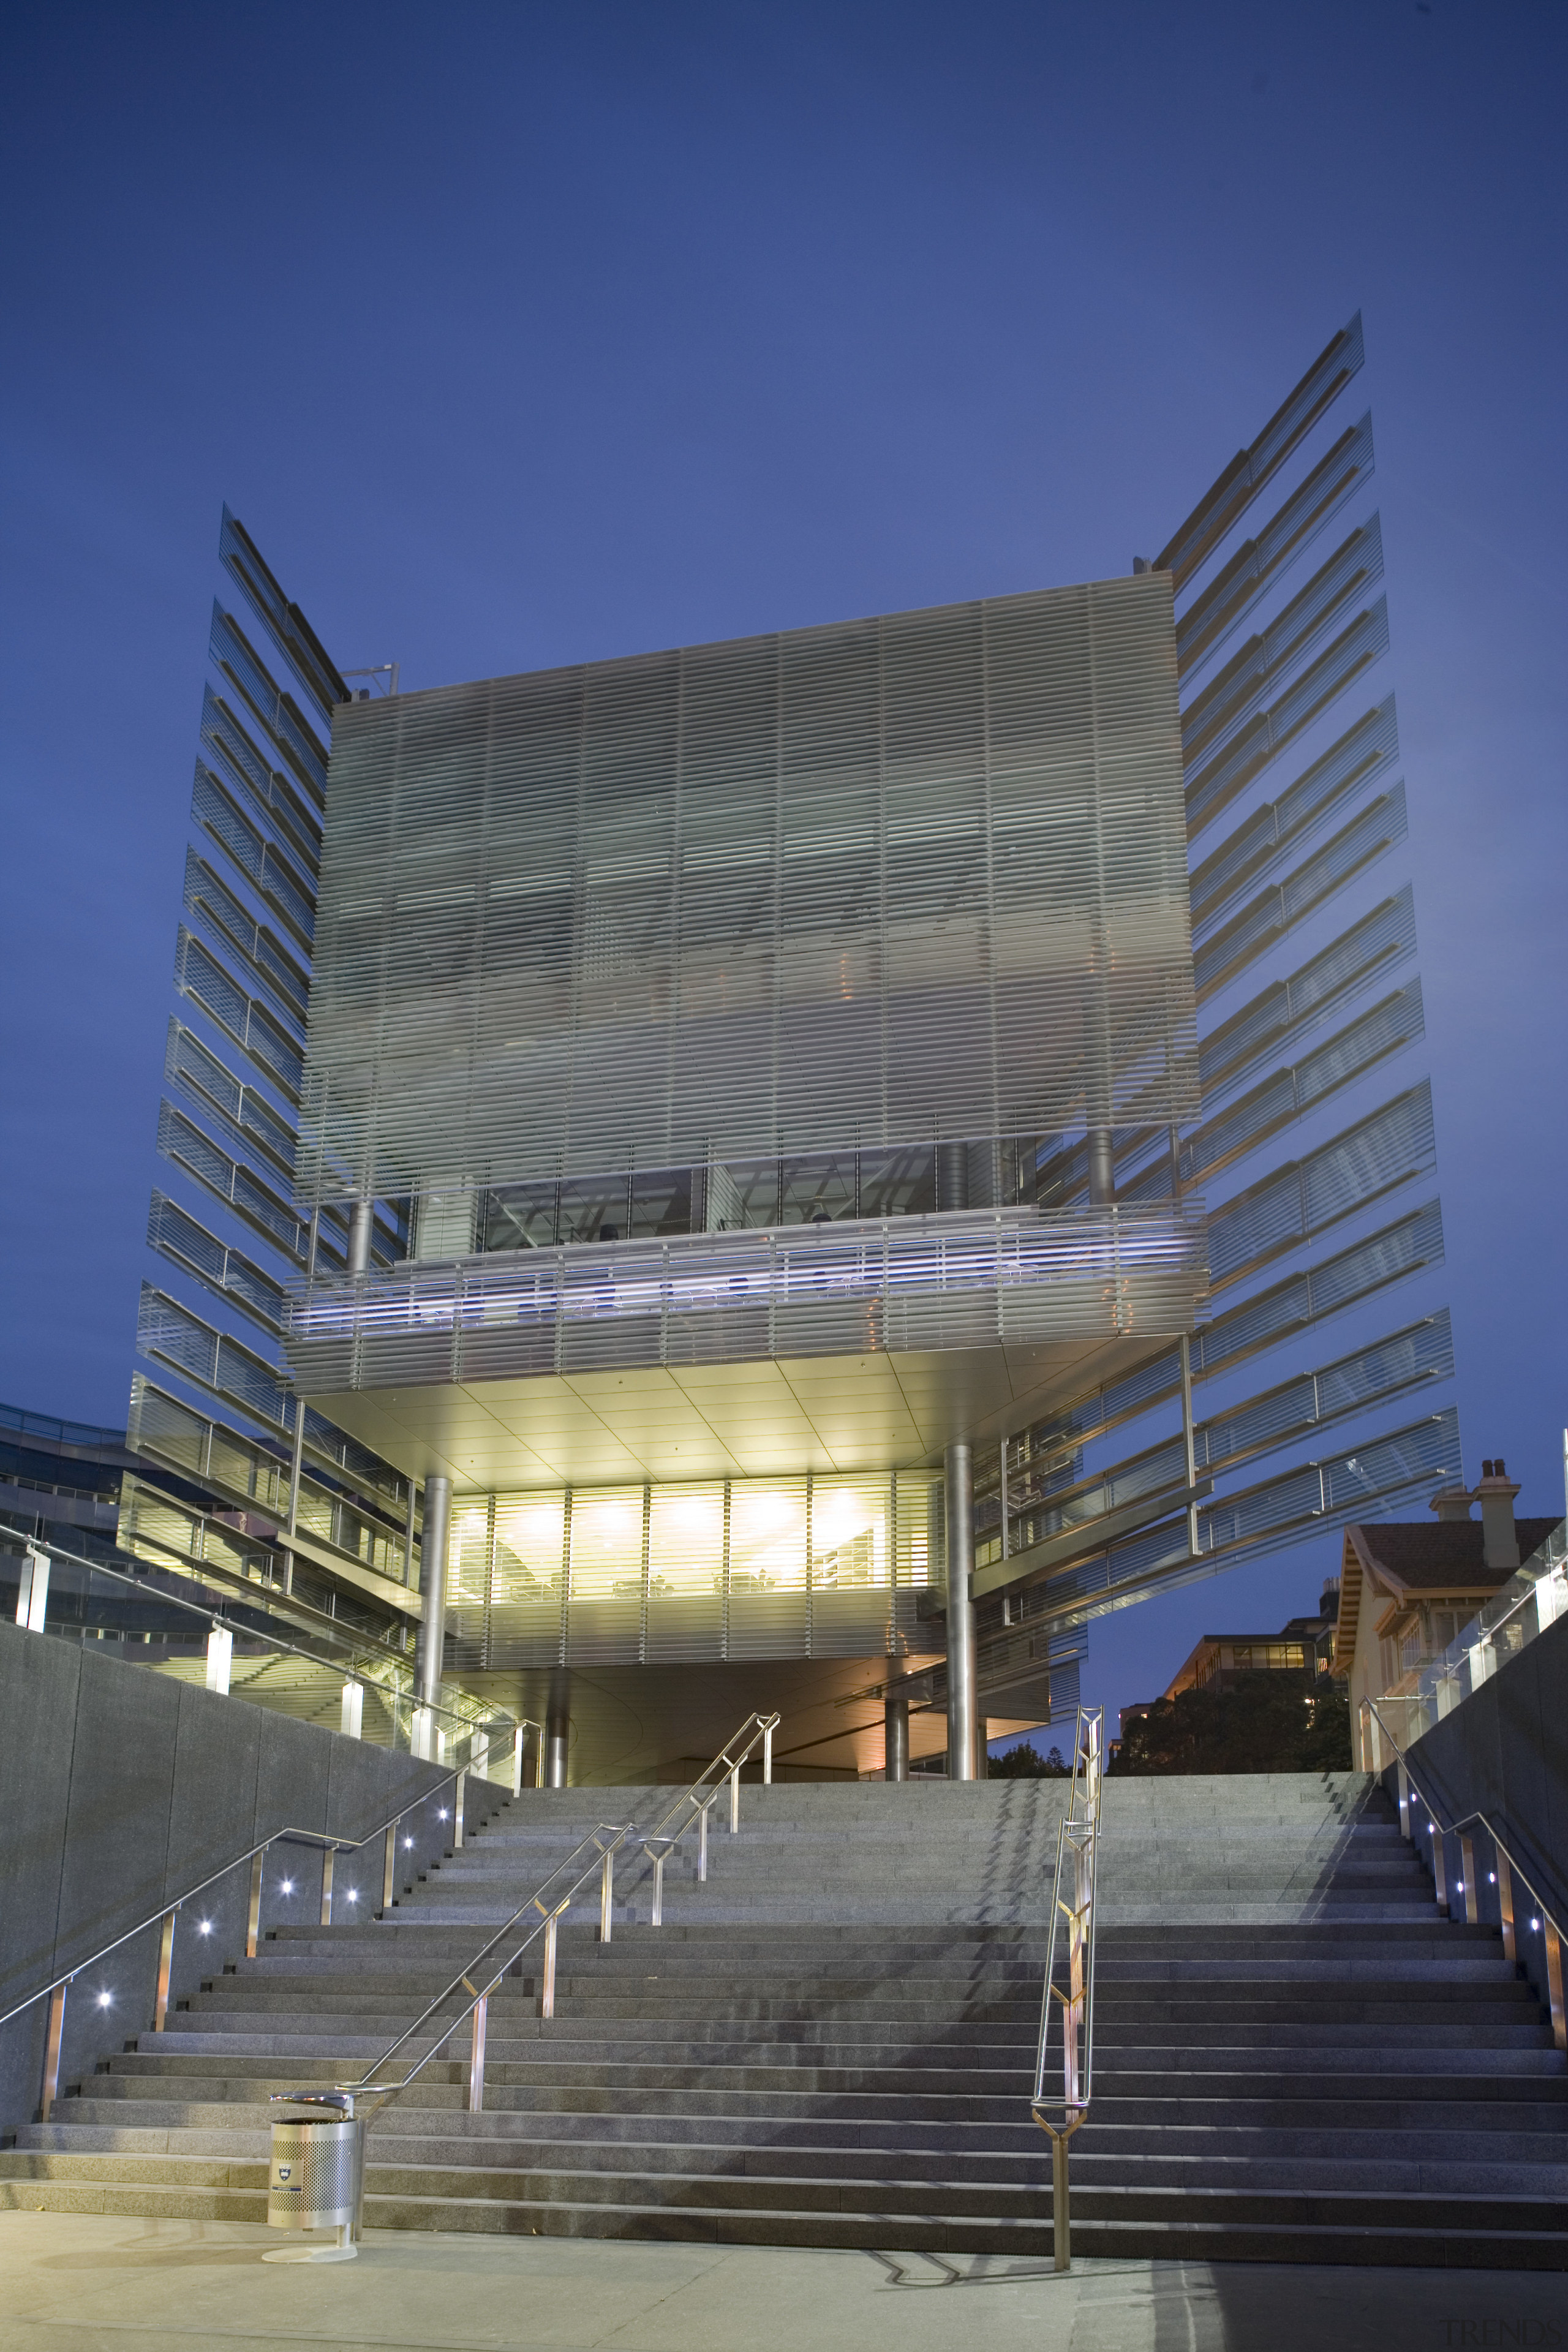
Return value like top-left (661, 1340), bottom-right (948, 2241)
top-left (347, 1199), bottom-right (374, 1275)
top-left (415, 1474), bottom-right (452, 1716)
top-left (545, 1670), bottom-right (571, 1788)
top-left (884, 1694), bottom-right (909, 1782)
top-left (944, 1441), bottom-right (977, 1782)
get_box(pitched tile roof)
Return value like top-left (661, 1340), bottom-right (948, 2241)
top-left (1352, 1518), bottom-right (1559, 1593)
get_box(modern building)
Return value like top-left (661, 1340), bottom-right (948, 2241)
top-left (111, 311), bottom-right (1461, 1783)
top-left (1114, 1578), bottom-right (1340, 1747)
top-left (1163, 1580), bottom-right (1341, 1701)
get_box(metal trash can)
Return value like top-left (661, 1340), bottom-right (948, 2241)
top-left (263, 2090), bottom-right (364, 2263)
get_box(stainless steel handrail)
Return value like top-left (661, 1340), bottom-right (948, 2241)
top-left (2, 1717), bottom-right (527, 2124)
top-left (635, 1711), bottom-right (778, 1924)
top-left (1030, 1706), bottom-right (1103, 2273)
top-left (1362, 1696), bottom-right (1566, 2051)
top-left (290, 1820), bottom-right (638, 2130)
top-left (273, 1709), bottom-right (784, 2127)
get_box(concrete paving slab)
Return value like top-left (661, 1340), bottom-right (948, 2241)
top-left (0, 2210), bottom-right (1563, 2352)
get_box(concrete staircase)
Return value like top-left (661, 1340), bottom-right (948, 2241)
top-left (4, 1773), bottom-right (1566, 2266)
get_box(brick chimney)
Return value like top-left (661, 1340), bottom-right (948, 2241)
top-left (1475, 1458), bottom-right (1521, 1572)
top-left (1428, 1480), bottom-right (1474, 1524)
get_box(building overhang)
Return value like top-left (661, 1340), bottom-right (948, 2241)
top-left (299, 1333), bottom-right (1172, 1490)
top-left (285, 1204), bottom-right (1206, 1490)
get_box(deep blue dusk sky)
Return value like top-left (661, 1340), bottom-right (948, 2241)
top-left (2, 2), bottom-right (1564, 1722)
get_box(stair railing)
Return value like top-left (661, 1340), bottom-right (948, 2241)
top-left (635, 1711), bottom-right (779, 1925)
top-left (0, 1722), bottom-right (525, 2125)
top-left (1030, 1705), bottom-right (1103, 2273)
top-left (1362, 1696), bottom-right (1566, 2051)
top-left (313, 1818), bottom-right (638, 2130)
top-left (276, 1709), bottom-right (785, 2129)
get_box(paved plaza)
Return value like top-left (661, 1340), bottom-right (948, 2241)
top-left (0, 2213), bottom-right (1559, 2352)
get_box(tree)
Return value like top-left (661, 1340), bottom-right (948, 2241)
top-left (990, 1740), bottom-right (1071, 1779)
top-left (1113, 1673), bottom-right (1350, 1776)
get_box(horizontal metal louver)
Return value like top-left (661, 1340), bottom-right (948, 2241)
top-left (1206, 1083), bottom-right (1435, 1290)
top-left (1197, 888), bottom-right (1416, 1101)
top-left (173, 927), bottom-right (303, 1101)
top-left (181, 850), bottom-right (309, 1028)
top-left (209, 604), bottom-right (328, 802)
top-left (289, 1202), bottom-right (1209, 1398)
top-left (164, 1019), bottom-right (298, 1180)
top-left (200, 687), bottom-right (322, 869)
top-left (1191, 1199), bottom-right (1444, 1379)
top-left (1181, 518), bottom-right (1384, 770)
top-left (1155, 311), bottom-right (1365, 588)
top-left (1046, 1406), bottom-right (1460, 1627)
top-left (299, 575), bottom-right (1197, 1202)
top-left (1177, 413), bottom-right (1375, 679)
top-left (146, 1190), bottom-right (286, 1335)
top-left (137, 1283), bottom-right (288, 1433)
top-left (192, 762), bottom-right (316, 949)
top-left (156, 1099), bottom-right (309, 1262)
top-left (1185, 601), bottom-right (1391, 839)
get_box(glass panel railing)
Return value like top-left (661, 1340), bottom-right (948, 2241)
top-left (1, 1537), bottom-right (517, 1781)
top-left (1373, 1517), bottom-right (1567, 1747)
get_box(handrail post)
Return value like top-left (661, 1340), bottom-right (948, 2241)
top-left (599, 1849), bottom-right (614, 1944)
top-left (698, 1803), bottom-right (710, 1885)
top-left (153, 1909), bottom-right (177, 2032)
top-left (1545, 1918), bottom-right (1567, 2054)
top-left (320, 1847), bottom-right (334, 1928)
top-left (1031, 1706), bottom-right (1102, 2280)
top-left (1052, 2136), bottom-right (1069, 2272)
top-left (651, 1850), bottom-right (665, 1929)
top-left (763, 1721), bottom-right (773, 1785)
top-left (729, 1760), bottom-right (740, 1833)
top-left (1428, 1819), bottom-right (1449, 1913)
top-left (246, 1849), bottom-right (266, 1960)
top-left (39, 1983), bottom-right (67, 2124)
top-left (454, 1770), bottom-right (466, 1852)
top-left (467, 1991), bottom-right (488, 2113)
top-left (1497, 1845), bottom-right (1517, 1962)
top-left (541, 1913), bottom-right (558, 2020)
top-left (1396, 1760), bottom-right (1411, 1839)
top-left (382, 1821), bottom-right (398, 1913)
top-left (1460, 1833), bottom-right (1479, 1926)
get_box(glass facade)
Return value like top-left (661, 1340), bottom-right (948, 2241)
top-left (440, 1469), bottom-right (939, 1672)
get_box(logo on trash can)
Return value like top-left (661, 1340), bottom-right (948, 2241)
top-left (277, 2166), bottom-right (292, 2182)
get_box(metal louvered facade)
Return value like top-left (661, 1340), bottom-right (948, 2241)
top-left (114, 308), bottom-right (1458, 1765)
top-left (298, 572), bottom-right (1197, 1205)
top-left (969, 312), bottom-right (1461, 1640)
top-left (121, 510), bottom-right (431, 1668)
